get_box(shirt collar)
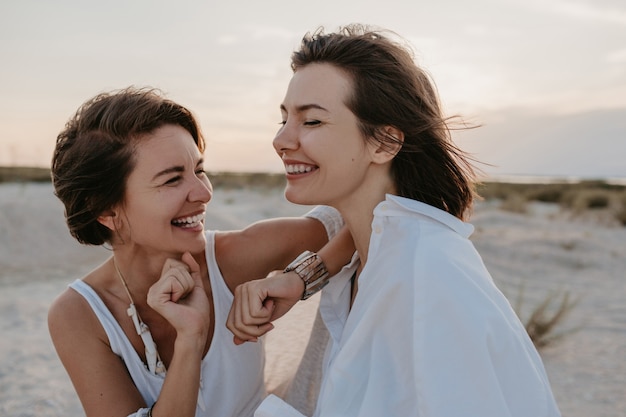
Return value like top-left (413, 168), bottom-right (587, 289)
top-left (374, 194), bottom-right (475, 238)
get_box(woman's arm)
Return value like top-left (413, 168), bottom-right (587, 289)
top-left (216, 206), bottom-right (348, 293)
top-left (226, 227), bottom-right (355, 344)
top-left (317, 226), bottom-right (355, 276)
top-left (145, 253), bottom-right (211, 417)
top-left (48, 290), bottom-right (148, 417)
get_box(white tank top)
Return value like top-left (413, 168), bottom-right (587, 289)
top-left (70, 230), bottom-right (266, 417)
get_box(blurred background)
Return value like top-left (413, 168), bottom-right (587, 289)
top-left (1, 0), bottom-right (625, 179)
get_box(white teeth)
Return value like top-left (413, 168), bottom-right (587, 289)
top-left (172, 213), bottom-right (204, 226)
top-left (286, 164), bottom-right (313, 174)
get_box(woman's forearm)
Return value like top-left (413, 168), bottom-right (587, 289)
top-left (151, 337), bottom-right (204, 417)
top-left (317, 226), bottom-right (355, 275)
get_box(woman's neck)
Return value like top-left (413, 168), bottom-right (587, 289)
top-left (335, 164), bottom-right (396, 272)
top-left (337, 166), bottom-right (396, 268)
top-left (337, 191), bottom-right (394, 268)
top-left (342, 209), bottom-right (376, 267)
top-left (110, 248), bottom-right (174, 299)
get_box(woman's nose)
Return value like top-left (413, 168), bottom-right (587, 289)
top-left (189, 175), bottom-right (213, 203)
top-left (273, 121), bottom-right (297, 155)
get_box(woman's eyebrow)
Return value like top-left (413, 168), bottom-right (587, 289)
top-left (280, 103), bottom-right (329, 113)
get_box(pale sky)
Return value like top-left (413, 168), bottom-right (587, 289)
top-left (1, 0), bottom-right (625, 178)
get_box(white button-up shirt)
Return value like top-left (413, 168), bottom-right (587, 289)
top-left (257, 194), bottom-right (561, 417)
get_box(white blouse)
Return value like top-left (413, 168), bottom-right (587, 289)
top-left (256, 195), bottom-right (562, 417)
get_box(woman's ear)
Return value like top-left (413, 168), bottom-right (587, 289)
top-left (97, 210), bottom-right (118, 231)
top-left (370, 126), bottom-right (404, 164)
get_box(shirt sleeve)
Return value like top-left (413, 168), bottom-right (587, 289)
top-left (413, 242), bottom-right (559, 416)
top-left (303, 206), bottom-right (344, 239)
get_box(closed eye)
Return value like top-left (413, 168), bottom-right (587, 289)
top-left (164, 176), bottom-right (182, 185)
top-left (304, 120), bottom-right (321, 126)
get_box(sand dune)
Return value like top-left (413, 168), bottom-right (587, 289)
top-left (0, 182), bottom-right (624, 417)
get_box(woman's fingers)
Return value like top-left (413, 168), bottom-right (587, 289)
top-left (227, 280), bottom-right (276, 344)
top-left (147, 255), bottom-right (212, 338)
top-left (168, 265), bottom-right (194, 303)
top-left (181, 252), bottom-right (203, 288)
top-left (149, 257), bottom-right (196, 306)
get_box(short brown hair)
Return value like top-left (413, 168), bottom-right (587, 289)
top-left (52, 87), bottom-right (204, 245)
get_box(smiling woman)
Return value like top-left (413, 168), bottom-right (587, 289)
top-left (98, 124), bottom-right (212, 252)
top-left (227, 24), bottom-right (563, 417)
top-left (47, 87), bottom-right (355, 417)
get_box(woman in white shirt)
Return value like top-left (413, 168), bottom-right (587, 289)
top-left (227, 24), bottom-right (562, 417)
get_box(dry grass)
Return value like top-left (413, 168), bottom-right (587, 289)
top-left (512, 284), bottom-right (581, 348)
top-left (617, 194), bottom-right (626, 225)
top-left (206, 172), bottom-right (286, 189)
top-left (0, 166), bottom-right (51, 183)
top-left (477, 180), bottom-right (626, 226)
top-left (2, 167), bottom-right (624, 225)
top-left (0, 167), bottom-right (287, 189)
top-left (524, 292), bottom-right (581, 348)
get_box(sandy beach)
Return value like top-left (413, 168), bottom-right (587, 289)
top-left (0, 181), bottom-right (624, 416)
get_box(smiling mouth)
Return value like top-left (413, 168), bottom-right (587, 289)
top-left (285, 164), bottom-right (317, 174)
top-left (171, 213), bottom-right (205, 228)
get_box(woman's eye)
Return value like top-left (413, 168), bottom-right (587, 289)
top-left (278, 120), bottom-right (286, 126)
top-left (196, 168), bottom-right (206, 176)
top-left (164, 176), bottom-right (181, 185)
top-left (304, 120), bottom-right (321, 126)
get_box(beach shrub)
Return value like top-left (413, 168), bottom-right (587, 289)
top-left (207, 172), bottom-right (286, 189)
top-left (559, 240), bottom-right (576, 251)
top-left (516, 289), bottom-right (580, 348)
top-left (525, 186), bottom-right (564, 203)
top-left (0, 166), bottom-right (51, 183)
top-left (616, 194), bottom-right (626, 226)
top-left (499, 193), bottom-right (528, 213)
top-left (580, 190), bottom-right (610, 209)
top-left (475, 183), bottom-right (515, 206)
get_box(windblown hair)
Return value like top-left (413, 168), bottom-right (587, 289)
top-left (291, 24), bottom-right (479, 219)
top-left (51, 87), bottom-right (204, 245)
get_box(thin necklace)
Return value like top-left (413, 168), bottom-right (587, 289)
top-left (113, 260), bottom-right (166, 376)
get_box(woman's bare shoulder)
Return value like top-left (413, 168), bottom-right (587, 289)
top-left (48, 283), bottom-right (96, 333)
top-left (47, 265), bottom-right (113, 345)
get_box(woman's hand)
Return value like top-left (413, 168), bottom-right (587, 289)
top-left (147, 252), bottom-right (211, 340)
top-left (226, 271), bottom-right (304, 344)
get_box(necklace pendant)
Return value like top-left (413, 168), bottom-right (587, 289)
top-left (127, 304), bottom-right (144, 335)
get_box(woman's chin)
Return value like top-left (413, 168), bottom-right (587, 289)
top-left (284, 188), bottom-right (315, 206)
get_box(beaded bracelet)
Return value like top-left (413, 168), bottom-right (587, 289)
top-left (284, 251), bottom-right (331, 300)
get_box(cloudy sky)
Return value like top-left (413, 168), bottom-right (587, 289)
top-left (1, 0), bottom-right (625, 179)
